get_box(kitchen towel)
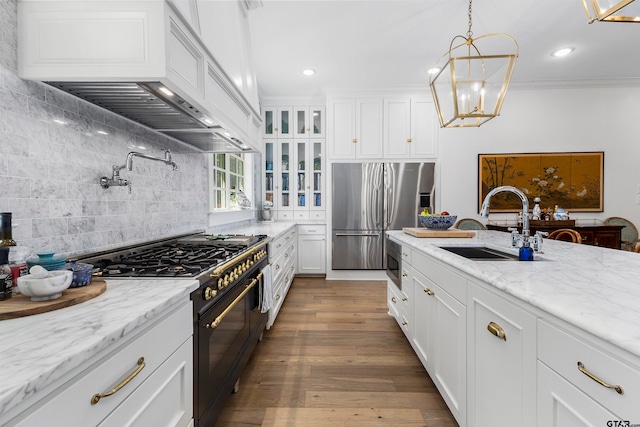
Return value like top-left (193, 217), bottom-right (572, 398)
top-left (260, 264), bottom-right (273, 313)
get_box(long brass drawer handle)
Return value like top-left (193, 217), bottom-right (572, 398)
top-left (423, 288), bottom-right (434, 296)
top-left (91, 357), bottom-right (145, 404)
top-left (208, 272), bottom-right (263, 329)
top-left (577, 361), bottom-right (624, 395)
top-left (487, 322), bottom-right (507, 341)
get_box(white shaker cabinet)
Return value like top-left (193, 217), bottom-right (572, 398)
top-left (10, 302), bottom-right (193, 427)
top-left (267, 227), bottom-right (297, 329)
top-left (410, 253), bottom-right (466, 426)
top-left (388, 244), bottom-right (466, 426)
top-left (537, 320), bottom-right (640, 425)
top-left (327, 98), bottom-right (383, 159)
top-left (383, 97), bottom-right (438, 159)
top-left (296, 225), bottom-right (326, 275)
top-left (467, 282), bottom-right (537, 427)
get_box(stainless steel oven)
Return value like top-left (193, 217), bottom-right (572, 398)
top-left (385, 236), bottom-right (401, 290)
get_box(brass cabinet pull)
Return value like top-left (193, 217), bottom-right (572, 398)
top-left (276, 294), bottom-right (281, 300)
top-left (207, 272), bottom-right (263, 329)
top-left (402, 321), bottom-right (408, 326)
top-left (577, 361), bottom-right (624, 395)
top-left (402, 297), bottom-right (408, 302)
top-left (352, 139), bottom-right (357, 143)
top-left (423, 288), bottom-right (434, 296)
top-left (407, 138), bottom-right (412, 142)
top-left (91, 357), bottom-right (145, 404)
top-left (487, 321), bottom-right (507, 341)
top-left (391, 296), bottom-right (397, 303)
top-left (402, 272), bottom-right (408, 277)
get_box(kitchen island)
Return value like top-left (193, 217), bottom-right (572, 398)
top-left (387, 229), bottom-right (640, 427)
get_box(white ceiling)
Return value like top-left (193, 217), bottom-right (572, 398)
top-left (247, 0), bottom-right (640, 99)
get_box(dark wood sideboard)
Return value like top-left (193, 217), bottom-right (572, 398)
top-left (486, 224), bottom-right (625, 250)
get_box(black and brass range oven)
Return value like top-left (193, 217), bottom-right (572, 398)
top-left (191, 237), bottom-right (269, 427)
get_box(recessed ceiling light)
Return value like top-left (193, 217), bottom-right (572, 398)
top-left (302, 69), bottom-right (315, 76)
top-left (427, 67), bottom-right (441, 75)
top-left (551, 47), bottom-right (575, 58)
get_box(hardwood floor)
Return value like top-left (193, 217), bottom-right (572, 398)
top-left (214, 278), bottom-right (458, 427)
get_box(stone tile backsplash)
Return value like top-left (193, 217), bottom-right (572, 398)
top-left (0, 0), bottom-right (213, 257)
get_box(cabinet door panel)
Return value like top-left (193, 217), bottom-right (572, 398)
top-left (329, 99), bottom-right (356, 159)
top-left (468, 284), bottom-right (537, 427)
top-left (537, 362), bottom-right (619, 427)
top-left (98, 338), bottom-right (193, 427)
top-left (384, 98), bottom-right (411, 158)
top-left (411, 98), bottom-right (437, 158)
top-left (355, 99), bottom-right (383, 159)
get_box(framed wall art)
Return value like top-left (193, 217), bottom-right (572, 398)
top-left (478, 152), bottom-right (604, 213)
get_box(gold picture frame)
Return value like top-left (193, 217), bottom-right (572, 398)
top-left (478, 152), bottom-right (604, 212)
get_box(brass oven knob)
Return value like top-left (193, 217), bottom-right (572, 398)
top-left (204, 287), bottom-right (217, 300)
top-left (223, 275), bottom-right (230, 287)
top-left (218, 278), bottom-right (224, 290)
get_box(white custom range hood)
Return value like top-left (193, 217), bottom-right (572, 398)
top-left (18, 0), bottom-right (262, 153)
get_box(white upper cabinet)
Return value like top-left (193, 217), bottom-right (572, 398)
top-left (384, 97), bottom-right (438, 159)
top-left (262, 107), bottom-right (293, 138)
top-left (328, 98), bottom-right (383, 160)
top-left (294, 106), bottom-right (326, 138)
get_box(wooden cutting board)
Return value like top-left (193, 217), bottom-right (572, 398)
top-left (402, 227), bottom-right (476, 238)
top-left (0, 279), bottom-right (107, 320)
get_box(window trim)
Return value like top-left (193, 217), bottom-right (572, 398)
top-left (207, 153), bottom-right (255, 227)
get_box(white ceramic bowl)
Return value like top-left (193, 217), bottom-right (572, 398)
top-left (17, 270), bottom-right (73, 301)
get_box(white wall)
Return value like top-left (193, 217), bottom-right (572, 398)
top-left (438, 85), bottom-right (640, 229)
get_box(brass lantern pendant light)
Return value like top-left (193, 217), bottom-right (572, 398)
top-left (582, 0), bottom-right (640, 23)
top-left (429, 0), bottom-right (519, 128)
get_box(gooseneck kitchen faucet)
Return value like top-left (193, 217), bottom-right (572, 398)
top-left (100, 149), bottom-right (178, 192)
top-left (480, 185), bottom-right (535, 260)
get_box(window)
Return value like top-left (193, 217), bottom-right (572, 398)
top-left (211, 153), bottom-right (246, 210)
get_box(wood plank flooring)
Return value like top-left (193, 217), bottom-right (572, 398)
top-left (214, 278), bottom-right (458, 427)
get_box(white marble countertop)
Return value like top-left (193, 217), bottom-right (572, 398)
top-left (208, 221), bottom-right (298, 237)
top-left (387, 230), bottom-right (640, 359)
top-left (0, 278), bottom-right (199, 420)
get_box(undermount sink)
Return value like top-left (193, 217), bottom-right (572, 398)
top-left (439, 246), bottom-right (519, 261)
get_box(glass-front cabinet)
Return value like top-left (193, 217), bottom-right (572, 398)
top-left (279, 141), bottom-right (291, 210)
top-left (293, 106), bottom-right (325, 138)
top-left (263, 107), bottom-right (293, 138)
top-left (264, 141), bottom-right (274, 205)
top-left (263, 105), bottom-right (325, 221)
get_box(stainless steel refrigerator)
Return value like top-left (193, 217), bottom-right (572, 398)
top-left (332, 162), bottom-right (436, 270)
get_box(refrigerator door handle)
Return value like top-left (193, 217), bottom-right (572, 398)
top-left (375, 188), bottom-right (382, 229)
top-left (335, 232), bottom-right (381, 237)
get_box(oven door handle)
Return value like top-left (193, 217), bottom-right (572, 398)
top-left (206, 271), bottom-right (264, 329)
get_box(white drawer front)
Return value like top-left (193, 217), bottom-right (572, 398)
top-left (309, 211), bottom-right (326, 221)
top-left (538, 320), bottom-right (640, 421)
top-left (297, 224), bottom-right (326, 235)
top-left (412, 250), bottom-right (466, 303)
